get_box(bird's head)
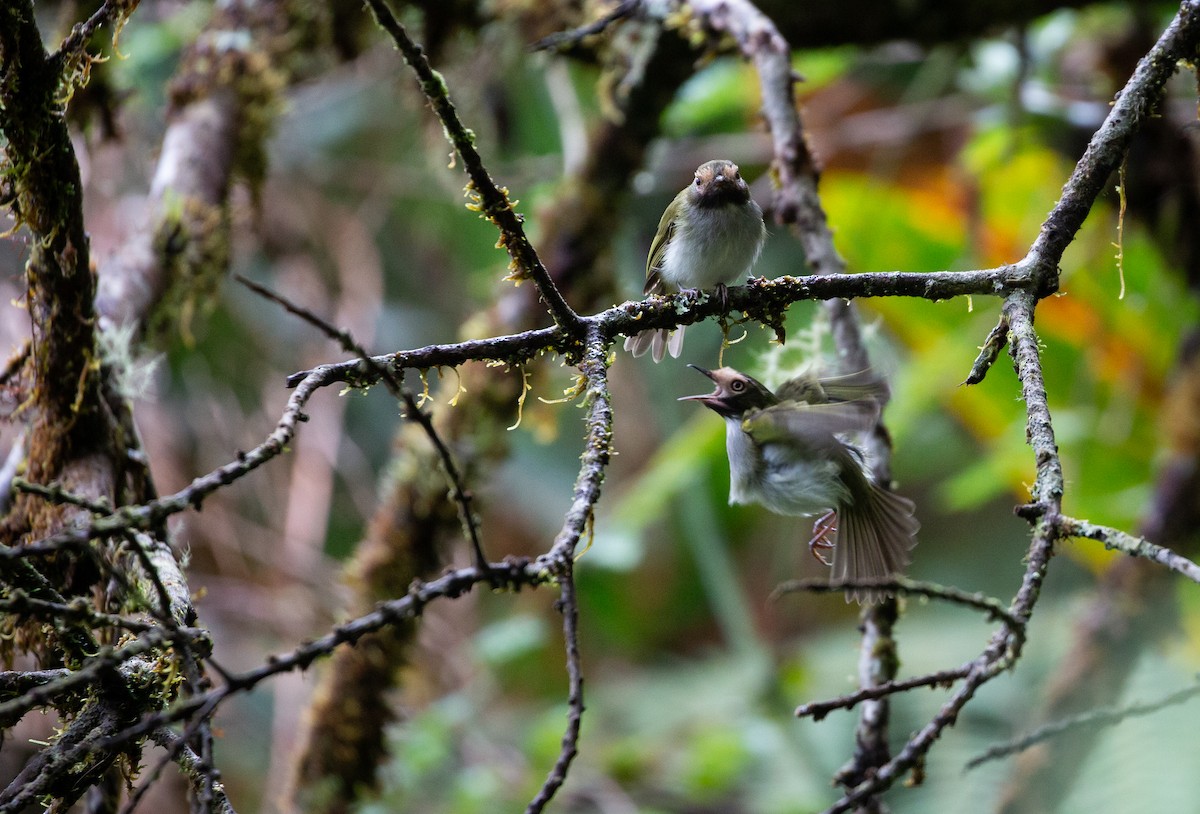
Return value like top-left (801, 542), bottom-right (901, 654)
top-left (687, 160), bottom-right (752, 209)
top-left (679, 365), bottom-right (777, 417)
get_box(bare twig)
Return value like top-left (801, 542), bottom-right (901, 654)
top-left (21, 559), bottom-right (553, 770)
top-left (966, 676), bottom-right (1200, 770)
top-left (4, 368), bottom-right (324, 558)
top-left (235, 274), bottom-right (490, 572)
top-left (796, 666), bottom-right (973, 720)
top-left (531, 1), bottom-right (639, 51)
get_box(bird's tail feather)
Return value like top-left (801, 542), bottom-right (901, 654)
top-left (832, 484), bottom-right (919, 603)
top-left (624, 326), bottom-right (685, 363)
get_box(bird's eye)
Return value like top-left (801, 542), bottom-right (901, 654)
top-left (734, 170), bottom-right (741, 179)
top-left (694, 176), bottom-right (702, 186)
top-left (731, 380), bottom-right (746, 392)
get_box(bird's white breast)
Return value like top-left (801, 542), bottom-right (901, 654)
top-left (659, 201), bottom-right (764, 291)
top-left (724, 419), bottom-right (849, 517)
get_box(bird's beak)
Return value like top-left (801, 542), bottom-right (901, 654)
top-left (678, 364), bottom-right (720, 403)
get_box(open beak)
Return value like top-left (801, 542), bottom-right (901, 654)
top-left (678, 364), bottom-right (720, 403)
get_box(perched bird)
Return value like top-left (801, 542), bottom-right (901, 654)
top-left (680, 365), bottom-right (919, 602)
top-left (624, 159), bottom-right (766, 362)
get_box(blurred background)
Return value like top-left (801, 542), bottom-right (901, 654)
top-left (3, 1), bottom-right (1200, 811)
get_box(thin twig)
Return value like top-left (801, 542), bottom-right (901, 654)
top-left (147, 728), bottom-right (235, 814)
top-left (531, 1), bottom-right (638, 51)
top-left (774, 577), bottom-right (1022, 629)
top-left (49, 0), bottom-right (131, 68)
top-left (796, 666), bottom-right (973, 720)
top-left (363, 0), bottom-right (583, 336)
top-left (522, 327), bottom-right (612, 810)
top-left (525, 563), bottom-right (585, 814)
top-left (3, 368), bottom-right (325, 558)
top-left (24, 559), bottom-right (554, 769)
top-left (965, 676), bottom-right (1200, 770)
top-left (234, 274), bottom-right (490, 573)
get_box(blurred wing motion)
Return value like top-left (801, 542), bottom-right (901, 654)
top-left (743, 397), bottom-right (880, 441)
top-left (773, 368), bottom-right (890, 407)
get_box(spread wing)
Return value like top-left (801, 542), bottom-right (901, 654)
top-left (774, 369), bottom-right (889, 407)
top-left (741, 399), bottom-right (878, 447)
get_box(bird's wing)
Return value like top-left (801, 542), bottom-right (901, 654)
top-left (816, 369), bottom-right (890, 405)
top-left (774, 369), bottom-right (889, 407)
top-left (741, 399), bottom-right (878, 446)
top-left (643, 209), bottom-right (677, 295)
top-left (816, 372), bottom-right (892, 405)
top-left (770, 375), bottom-right (824, 404)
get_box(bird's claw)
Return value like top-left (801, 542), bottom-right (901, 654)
top-left (808, 511), bottom-right (838, 567)
top-left (715, 282), bottom-right (729, 312)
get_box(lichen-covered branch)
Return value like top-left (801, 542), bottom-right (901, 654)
top-left (0, 0), bottom-right (108, 521)
top-left (285, 264), bottom-right (1037, 389)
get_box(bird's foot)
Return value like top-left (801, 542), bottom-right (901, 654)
top-left (808, 510), bottom-right (838, 567)
top-left (715, 282), bottom-right (729, 312)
